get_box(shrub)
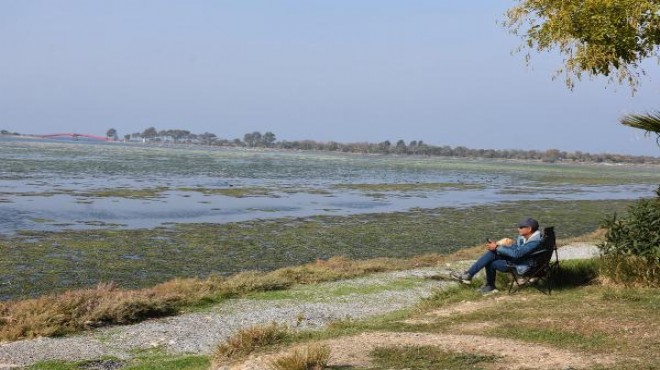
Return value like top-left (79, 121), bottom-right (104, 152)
top-left (599, 186), bottom-right (660, 286)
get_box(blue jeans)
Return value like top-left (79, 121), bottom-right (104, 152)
top-left (467, 251), bottom-right (513, 287)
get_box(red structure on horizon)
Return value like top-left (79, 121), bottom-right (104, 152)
top-left (38, 133), bottom-right (110, 141)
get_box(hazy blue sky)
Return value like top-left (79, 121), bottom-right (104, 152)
top-left (2, 1), bottom-right (659, 156)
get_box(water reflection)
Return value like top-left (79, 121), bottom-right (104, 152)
top-left (1, 184), bottom-right (654, 235)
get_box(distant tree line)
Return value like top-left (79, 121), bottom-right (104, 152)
top-left (2, 126), bottom-right (657, 164)
top-left (104, 126), bottom-right (659, 164)
top-left (120, 127), bottom-right (277, 147)
top-left (275, 139), bottom-right (659, 164)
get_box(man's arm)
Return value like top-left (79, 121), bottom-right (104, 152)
top-left (496, 238), bottom-right (542, 259)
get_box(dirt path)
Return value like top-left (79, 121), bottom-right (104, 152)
top-left (215, 245), bottom-right (617, 370)
top-left (216, 292), bottom-right (619, 370)
top-left (216, 331), bottom-right (616, 370)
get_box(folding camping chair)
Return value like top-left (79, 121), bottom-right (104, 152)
top-left (508, 226), bottom-right (559, 294)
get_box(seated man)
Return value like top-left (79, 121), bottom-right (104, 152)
top-left (450, 217), bottom-right (542, 295)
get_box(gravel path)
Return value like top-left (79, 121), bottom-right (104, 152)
top-left (0, 244), bottom-right (600, 368)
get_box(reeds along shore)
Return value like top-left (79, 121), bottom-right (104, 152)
top-left (0, 253), bottom-right (457, 342)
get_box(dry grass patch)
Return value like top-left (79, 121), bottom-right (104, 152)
top-left (0, 282), bottom-right (179, 340)
top-left (214, 323), bottom-right (291, 363)
top-left (599, 255), bottom-right (660, 287)
top-left (269, 344), bottom-right (330, 370)
top-left (557, 228), bottom-right (606, 245)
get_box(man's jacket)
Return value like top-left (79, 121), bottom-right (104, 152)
top-left (495, 230), bottom-right (543, 274)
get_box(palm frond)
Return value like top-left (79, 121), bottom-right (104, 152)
top-left (620, 111), bottom-right (660, 146)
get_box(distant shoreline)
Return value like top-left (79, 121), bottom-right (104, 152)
top-left (2, 133), bottom-right (659, 165)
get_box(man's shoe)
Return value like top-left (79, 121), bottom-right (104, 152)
top-left (449, 271), bottom-right (472, 284)
top-left (477, 285), bottom-right (498, 295)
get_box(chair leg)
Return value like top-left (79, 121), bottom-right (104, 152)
top-left (508, 272), bottom-right (527, 294)
top-left (546, 261), bottom-right (559, 295)
top-left (534, 277), bottom-right (550, 295)
top-left (508, 273), bottom-right (516, 293)
top-left (532, 267), bottom-right (553, 295)
top-left (511, 270), bottom-right (551, 295)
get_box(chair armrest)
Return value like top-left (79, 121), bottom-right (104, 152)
top-left (528, 248), bottom-right (550, 257)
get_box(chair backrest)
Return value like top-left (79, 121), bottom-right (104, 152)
top-left (541, 226), bottom-right (556, 252)
top-left (528, 226), bottom-right (556, 267)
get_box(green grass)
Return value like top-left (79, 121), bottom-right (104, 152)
top-left (600, 287), bottom-right (660, 309)
top-left (368, 346), bottom-right (500, 370)
top-left (27, 361), bottom-right (79, 370)
top-left (493, 327), bottom-right (610, 351)
top-left (414, 284), bottom-right (485, 313)
top-left (245, 276), bottom-right (428, 301)
top-left (28, 352), bottom-right (209, 370)
top-left (125, 355), bottom-right (209, 370)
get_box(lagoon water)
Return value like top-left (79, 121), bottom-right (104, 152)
top-left (1, 137), bottom-right (658, 235)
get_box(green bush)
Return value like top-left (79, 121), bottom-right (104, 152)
top-left (599, 186), bottom-right (660, 286)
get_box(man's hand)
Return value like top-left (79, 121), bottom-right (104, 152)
top-left (486, 240), bottom-right (498, 251)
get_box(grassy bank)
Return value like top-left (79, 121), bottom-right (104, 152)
top-left (0, 199), bottom-right (631, 301)
top-left (0, 254), bottom-right (449, 341)
top-left (26, 256), bottom-right (660, 370)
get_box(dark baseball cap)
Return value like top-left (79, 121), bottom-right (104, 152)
top-left (517, 217), bottom-right (539, 230)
